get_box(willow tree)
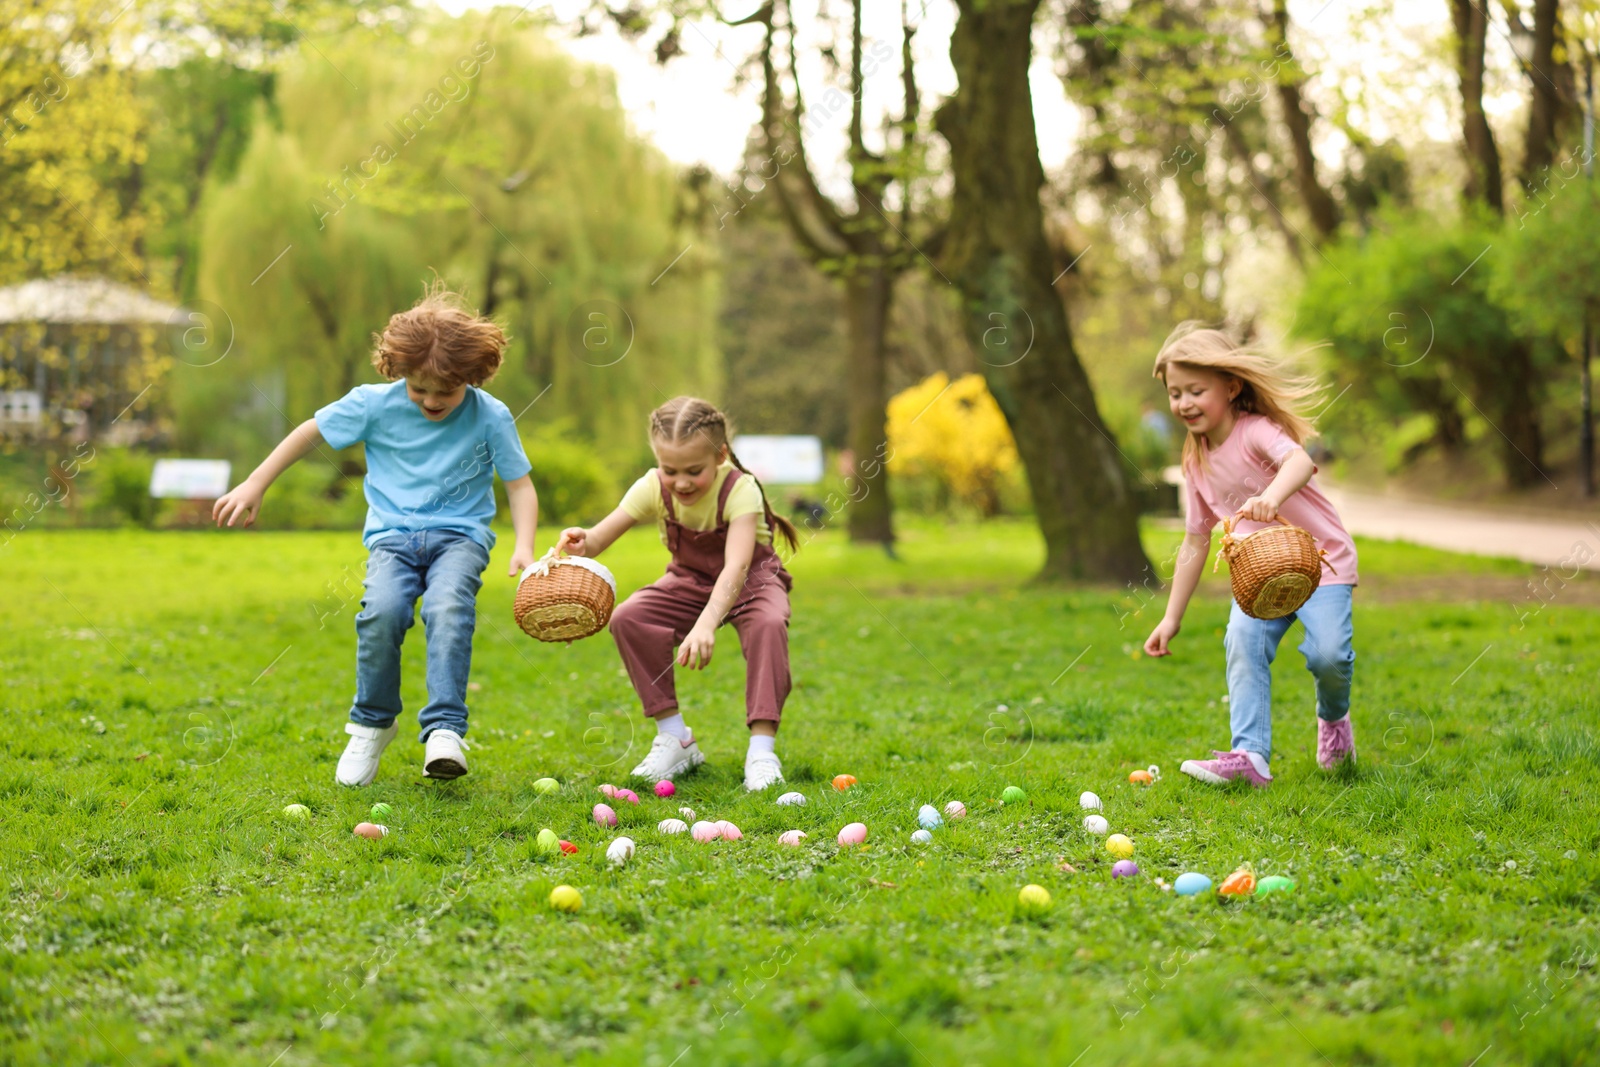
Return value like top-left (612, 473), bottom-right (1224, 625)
top-left (937, 0), bottom-right (1148, 583)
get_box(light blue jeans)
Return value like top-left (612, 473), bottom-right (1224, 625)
top-left (349, 529), bottom-right (489, 741)
top-left (1224, 583), bottom-right (1355, 760)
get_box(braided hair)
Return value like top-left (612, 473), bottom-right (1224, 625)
top-left (649, 396), bottom-right (800, 554)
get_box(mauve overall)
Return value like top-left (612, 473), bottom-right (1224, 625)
top-left (608, 471), bottom-right (793, 727)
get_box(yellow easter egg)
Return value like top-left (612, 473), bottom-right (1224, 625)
top-left (549, 885), bottom-right (583, 912)
top-left (1018, 884), bottom-right (1052, 910)
top-left (1106, 834), bottom-right (1134, 859)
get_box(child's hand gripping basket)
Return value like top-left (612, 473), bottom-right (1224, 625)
top-left (513, 548), bottom-right (617, 642)
top-left (1213, 514), bottom-right (1335, 620)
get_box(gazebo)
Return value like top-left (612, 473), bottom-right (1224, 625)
top-left (0, 275), bottom-right (178, 440)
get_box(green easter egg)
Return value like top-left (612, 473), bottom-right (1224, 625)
top-left (370, 802), bottom-right (393, 820)
top-left (536, 828), bottom-right (560, 855)
top-left (282, 803), bottom-right (310, 820)
top-left (533, 777), bottom-right (560, 795)
top-left (1255, 876), bottom-right (1296, 896)
top-left (1001, 786), bottom-right (1027, 805)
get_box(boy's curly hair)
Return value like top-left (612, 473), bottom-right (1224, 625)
top-left (372, 283), bottom-right (507, 389)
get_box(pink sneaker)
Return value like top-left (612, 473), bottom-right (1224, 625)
top-left (1180, 750), bottom-right (1273, 787)
top-left (1317, 717), bottom-right (1356, 770)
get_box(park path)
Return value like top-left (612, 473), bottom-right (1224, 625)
top-left (1324, 487), bottom-right (1600, 573)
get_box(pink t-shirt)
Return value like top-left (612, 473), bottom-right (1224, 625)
top-left (1184, 413), bottom-right (1358, 585)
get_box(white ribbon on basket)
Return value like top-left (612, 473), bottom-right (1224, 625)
top-left (518, 547), bottom-right (618, 596)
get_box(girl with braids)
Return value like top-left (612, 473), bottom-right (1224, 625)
top-left (557, 397), bottom-right (801, 791)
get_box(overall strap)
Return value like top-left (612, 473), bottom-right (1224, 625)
top-left (716, 468), bottom-right (741, 526)
top-left (657, 469), bottom-right (677, 520)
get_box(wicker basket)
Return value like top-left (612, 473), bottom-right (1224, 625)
top-left (513, 549), bottom-right (617, 642)
top-left (1213, 514), bottom-right (1332, 620)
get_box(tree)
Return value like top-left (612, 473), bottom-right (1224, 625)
top-left (1451, 0), bottom-right (1504, 211)
top-left (936, 0), bottom-right (1150, 583)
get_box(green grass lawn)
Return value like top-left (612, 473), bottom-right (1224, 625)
top-left (3, 519), bottom-right (1597, 1065)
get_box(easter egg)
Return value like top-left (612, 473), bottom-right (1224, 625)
top-left (715, 820), bottom-right (743, 841)
top-left (1079, 791), bottom-right (1102, 811)
top-left (832, 774), bottom-right (857, 792)
top-left (655, 780), bottom-right (676, 798)
top-left (679, 806), bottom-right (696, 820)
top-left (593, 803), bottom-right (618, 828)
top-left (1129, 769), bottom-right (1153, 785)
top-left (1001, 786), bottom-right (1027, 805)
top-left (776, 791), bottom-right (807, 806)
top-left (536, 828), bottom-right (560, 855)
top-left (598, 783), bottom-right (619, 798)
top-left (778, 830), bottom-right (807, 846)
top-left (533, 777), bottom-right (560, 795)
top-left (615, 789), bottom-right (640, 805)
top-left (943, 801), bottom-right (967, 819)
top-left (1018, 884), bottom-right (1052, 910)
top-left (1105, 834), bottom-right (1134, 858)
top-left (558, 840), bottom-right (578, 855)
top-left (606, 837), bottom-right (635, 865)
top-left (282, 803), bottom-right (310, 821)
top-left (657, 818), bottom-right (688, 834)
top-left (691, 821), bottom-right (721, 842)
top-left (353, 822), bottom-right (387, 840)
top-left (369, 802), bottom-right (393, 820)
top-left (1219, 867), bottom-right (1256, 897)
top-left (549, 884), bottom-right (582, 912)
top-left (837, 822), bottom-right (868, 846)
top-left (917, 805), bottom-right (943, 830)
top-left (910, 829), bottom-right (933, 845)
top-left (1255, 875), bottom-right (1296, 896)
top-left (1174, 872), bottom-right (1212, 896)
top-left (1112, 860), bottom-right (1140, 878)
top-left (1083, 814), bottom-right (1109, 836)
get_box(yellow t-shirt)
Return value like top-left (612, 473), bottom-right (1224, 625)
top-left (620, 463), bottom-right (772, 547)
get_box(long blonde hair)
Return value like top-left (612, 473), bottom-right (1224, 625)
top-left (648, 396), bottom-right (800, 554)
top-left (1152, 322), bottom-right (1324, 472)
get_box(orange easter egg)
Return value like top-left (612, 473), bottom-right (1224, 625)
top-left (832, 774), bottom-right (858, 792)
top-left (1219, 867), bottom-right (1257, 896)
top-left (1129, 769), bottom-right (1153, 784)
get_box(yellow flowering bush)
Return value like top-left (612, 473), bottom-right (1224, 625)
top-left (886, 372), bottom-right (1019, 516)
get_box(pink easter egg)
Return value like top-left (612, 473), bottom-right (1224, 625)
top-left (944, 801), bottom-right (967, 820)
top-left (778, 830), bottom-right (807, 846)
top-left (598, 783), bottom-right (619, 798)
top-left (352, 822), bottom-right (387, 840)
top-left (593, 803), bottom-right (618, 827)
top-left (655, 780), bottom-right (676, 798)
top-left (837, 822), bottom-right (868, 847)
top-left (691, 820), bottom-right (722, 842)
top-left (615, 789), bottom-right (640, 805)
top-left (715, 820), bottom-right (743, 841)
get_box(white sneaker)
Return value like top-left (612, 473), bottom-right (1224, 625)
top-left (423, 729), bottom-right (470, 780)
top-left (629, 730), bottom-right (705, 781)
top-left (336, 722), bottom-right (398, 787)
top-left (744, 752), bottom-right (784, 792)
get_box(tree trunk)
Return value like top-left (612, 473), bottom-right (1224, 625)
top-left (1486, 342), bottom-right (1547, 486)
top-left (1521, 0), bottom-right (1576, 189)
top-left (1268, 0), bottom-right (1340, 239)
top-left (937, 0), bottom-right (1150, 584)
top-left (844, 267), bottom-right (894, 544)
top-left (1451, 0), bottom-right (1503, 212)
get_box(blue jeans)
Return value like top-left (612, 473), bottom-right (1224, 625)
top-left (349, 529), bottom-right (489, 741)
top-left (1224, 583), bottom-right (1355, 760)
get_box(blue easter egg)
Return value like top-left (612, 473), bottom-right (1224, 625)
top-left (1174, 872), bottom-right (1212, 896)
top-left (917, 804), bottom-right (943, 830)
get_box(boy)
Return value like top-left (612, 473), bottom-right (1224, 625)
top-left (213, 286), bottom-right (537, 785)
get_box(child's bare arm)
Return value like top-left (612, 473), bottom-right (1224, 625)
top-left (557, 506), bottom-right (636, 559)
top-left (1240, 447), bottom-right (1316, 521)
top-left (1145, 531), bottom-right (1211, 657)
top-left (678, 513), bottom-right (757, 670)
top-left (212, 418), bottom-right (323, 527)
top-left (503, 475), bottom-right (539, 575)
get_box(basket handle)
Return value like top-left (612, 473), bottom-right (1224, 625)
top-left (1213, 511), bottom-right (1337, 575)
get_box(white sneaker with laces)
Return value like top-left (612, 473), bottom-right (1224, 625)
top-left (629, 730), bottom-right (705, 781)
top-left (336, 722), bottom-right (398, 787)
top-left (744, 752), bottom-right (784, 792)
top-left (423, 729), bottom-right (470, 780)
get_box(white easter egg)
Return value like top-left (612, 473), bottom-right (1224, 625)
top-left (776, 791), bottom-right (807, 806)
top-left (1080, 791), bottom-right (1102, 811)
top-left (606, 837), bottom-right (635, 865)
top-left (911, 829), bottom-right (933, 844)
top-left (657, 818), bottom-right (688, 835)
top-left (1083, 814), bottom-right (1109, 835)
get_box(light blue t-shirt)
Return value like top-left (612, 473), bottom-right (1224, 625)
top-left (315, 381), bottom-right (532, 549)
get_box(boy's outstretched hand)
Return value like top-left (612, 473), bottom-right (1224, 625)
top-left (508, 547), bottom-right (536, 576)
top-left (1143, 617), bottom-right (1181, 657)
top-left (213, 481), bottom-right (264, 527)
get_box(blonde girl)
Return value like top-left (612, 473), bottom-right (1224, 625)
top-left (557, 397), bottom-right (800, 791)
top-left (1143, 324), bottom-right (1358, 786)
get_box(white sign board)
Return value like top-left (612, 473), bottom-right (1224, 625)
top-left (731, 435), bottom-right (825, 486)
top-left (150, 459), bottom-right (232, 500)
